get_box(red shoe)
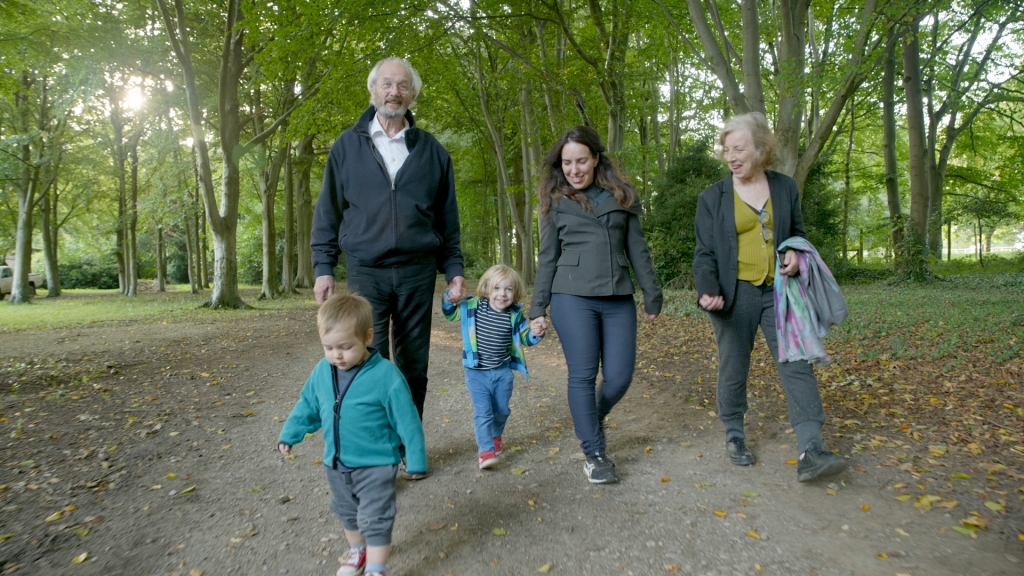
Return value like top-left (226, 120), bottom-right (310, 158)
top-left (337, 545), bottom-right (366, 576)
top-left (493, 436), bottom-right (503, 454)
top-left (478, 450), bottom-right (499, 469)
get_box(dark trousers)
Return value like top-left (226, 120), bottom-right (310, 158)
top-left (549, 294), bottom-right (637, 455)
top-left (347, 260), bottom-right (437, 417)
top-left (706, 280), bottom-right (825, 452)
top-left (324, 464), bottom-right (399, 546)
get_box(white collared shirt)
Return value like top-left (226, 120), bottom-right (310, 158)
top-left (369, 114), bottom-right (410, 182)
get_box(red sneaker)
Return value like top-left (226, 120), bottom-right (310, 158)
top-left (493, 436), bottom-right (503, 454)
top-left (478, 449), bottom-right (499, 469)
top-left (337, 545), bottom-right (366, 576)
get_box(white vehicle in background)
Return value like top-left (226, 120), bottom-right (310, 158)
top-left (0, 266), bottom-right (43, 299)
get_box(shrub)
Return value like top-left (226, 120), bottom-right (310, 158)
top-left (646, 141), bottom-right (726, 288)
top-left (59, 256), bottom-right (119, 289)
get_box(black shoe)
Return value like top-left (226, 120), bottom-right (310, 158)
top-left (726, 438), bottom-right (755, 466)
top-left (797, 445), bottom-right (847, 482)
top-left (584, 452), bottom-right (618, 484)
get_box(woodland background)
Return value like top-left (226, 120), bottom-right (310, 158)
top-left (2, 0), bottom-right (1024, 307)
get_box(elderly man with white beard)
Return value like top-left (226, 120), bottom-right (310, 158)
top-left (311, 57), bottom-right (466, 481)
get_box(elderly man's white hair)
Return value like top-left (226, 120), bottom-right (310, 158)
top-left (366, 57), bottom-right (423, 100)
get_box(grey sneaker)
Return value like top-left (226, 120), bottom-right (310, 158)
top-left (797, 445), bottom-right (846, 482)
top-left (726, 437), bottom-right (755, 466)
top-left (584, 452), bottom-right (618, 484)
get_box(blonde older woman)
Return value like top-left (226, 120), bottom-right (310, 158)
top-left (692, 112), bottom-right (845, 482)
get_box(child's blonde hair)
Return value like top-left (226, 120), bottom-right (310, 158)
top-left (476, 264), bottom-right (525, 304)
top-left (317, 293), bottom-right (373, 338)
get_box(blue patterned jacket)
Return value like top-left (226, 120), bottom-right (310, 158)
top-left (441, 290), bottom-right (542, 378)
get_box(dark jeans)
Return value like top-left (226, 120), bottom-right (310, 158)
top-left (550, 293), bottom-right (637, 455)
top-left (706, 280), bottom-right (825, 452)
top-left (347, 260), bottom-right (437, 417)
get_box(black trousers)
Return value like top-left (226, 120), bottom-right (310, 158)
top-left (347, 260), bottom-right (437, 417)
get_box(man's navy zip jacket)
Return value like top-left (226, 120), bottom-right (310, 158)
top-left (311, 106), bottom-right (464, 281)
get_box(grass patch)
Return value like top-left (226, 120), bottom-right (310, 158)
top-left (0, 286), bottom-right (318, 332)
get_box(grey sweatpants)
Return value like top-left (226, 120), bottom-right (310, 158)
top-left (324, 464), bottom-right (399, 546)
top-left (707, 280), bottom-right (825, 452)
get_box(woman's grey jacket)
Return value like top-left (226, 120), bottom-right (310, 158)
top-left (529, 188), bottom-right (663, 318)
top-left (692, 170), bottom-right (806, 314)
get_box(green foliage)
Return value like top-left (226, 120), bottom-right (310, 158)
top-left (0, 289), bottom-right (316, 332)
top-left (646, 141), bottom-right (725, 288)
top-left (58, 256), bottom-right (119, 290)
top-left (799, 157), bottom-right (844, 272)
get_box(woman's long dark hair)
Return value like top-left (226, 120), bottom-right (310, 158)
top-left (538, 125), bottom-right (637, 216)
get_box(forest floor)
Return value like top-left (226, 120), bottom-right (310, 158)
top-left (0, 283), bottom-right (1021, 576)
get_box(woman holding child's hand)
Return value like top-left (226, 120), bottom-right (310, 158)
top-left (529, 126), bottom-right (662, 485)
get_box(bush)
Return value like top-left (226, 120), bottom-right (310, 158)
top-left (59, 256), bottom-right (119, 289)
top-left (646, 141), bottom-right (726, 288)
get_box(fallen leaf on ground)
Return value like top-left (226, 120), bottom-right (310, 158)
top-left (984, 501), bottom-right (1004, 511)
top-left (511, 468), bottom-right (527, 475)
top-left (538, 563), bottom-right (553, 573)
top-left (492, 528), bottom-right (505, 536)
top-left (895, 528), bottom-right (910, 536)
top-left (45, 511), bottom-right (62, 522)
top-left (862, 504), bottom-right (870, 511)
top-left (743, 491), bottom-right (759, 498)
top-left (72, 552), bottom-right (88, 564)
top-left (746, 530), bottom-right (761, 540)
top-left (877, 552), bottom-right (888, 560)
top-left (694, 482), bottom-right (714, 488)
top-left (713, 510), bottom-right (727, 518)
top-left (661, 477), bottom-right (670, 483)
top-left (785, 459), bottom-right (797, 465)
top-left (429, 522), bottom-right (446, 531)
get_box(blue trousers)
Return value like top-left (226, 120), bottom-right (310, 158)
top-left (706, 280), bottom-right (825, 452)
top-left (464, 365), bottom-right (514, 453)
top-left (549, 294), bottom-right (637, 455)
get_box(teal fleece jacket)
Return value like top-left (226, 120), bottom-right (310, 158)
top-left (277, 352), bottom-right (427, 474)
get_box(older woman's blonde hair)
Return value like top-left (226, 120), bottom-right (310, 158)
top-left (476, 264), bottom-right (525, 304)
top-left (716, 112), bottom-right (778, 170)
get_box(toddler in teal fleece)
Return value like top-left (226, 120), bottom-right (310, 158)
top-left (278, 294), bottom-right (425, 576)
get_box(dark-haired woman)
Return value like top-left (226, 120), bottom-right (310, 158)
top-left (529, 126), bottom-right (662, 484)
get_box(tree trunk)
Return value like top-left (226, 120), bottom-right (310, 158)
top-left (842, 97), bottom-right (853, 262)
top-left (110, 96), bottom-right (127, 295)
top-left (774, 0), bottom-right (809, 176)
top-left (293, 135), bottom-right (315, 288)
top-left (184, 217), bottom-right (198, 294)
top-left (901, 21), bottom-right (931, 278)
top-left (476, 48), bottom-right (514, 267)
top-left (256, 142), bottom-right (287, 300)
top-left (157, 225), bottom-right (166, 292)
top-left (518, 80), bottom-right (538, 283)
top-left (882, 31), bottom-right (904, 250)
top-left (40, 182), bottom-right (61, 297)
top-left (126, 130), bottom-right (142, 297)
top-left (904, 22), bottom-right (929, 247)
top-left (281, 145), bottom-right (296, 294)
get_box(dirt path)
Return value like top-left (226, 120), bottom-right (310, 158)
top-left (0, 290), bottom-right (1020, 576)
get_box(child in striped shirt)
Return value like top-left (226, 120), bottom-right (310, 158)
top-left (442, 265), bottom-right (544, 469)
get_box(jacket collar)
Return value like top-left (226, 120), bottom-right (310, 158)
top-left (552, 187), bottom-right (641, 219)
top-left (353, 106), bottom-right (419, 148)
